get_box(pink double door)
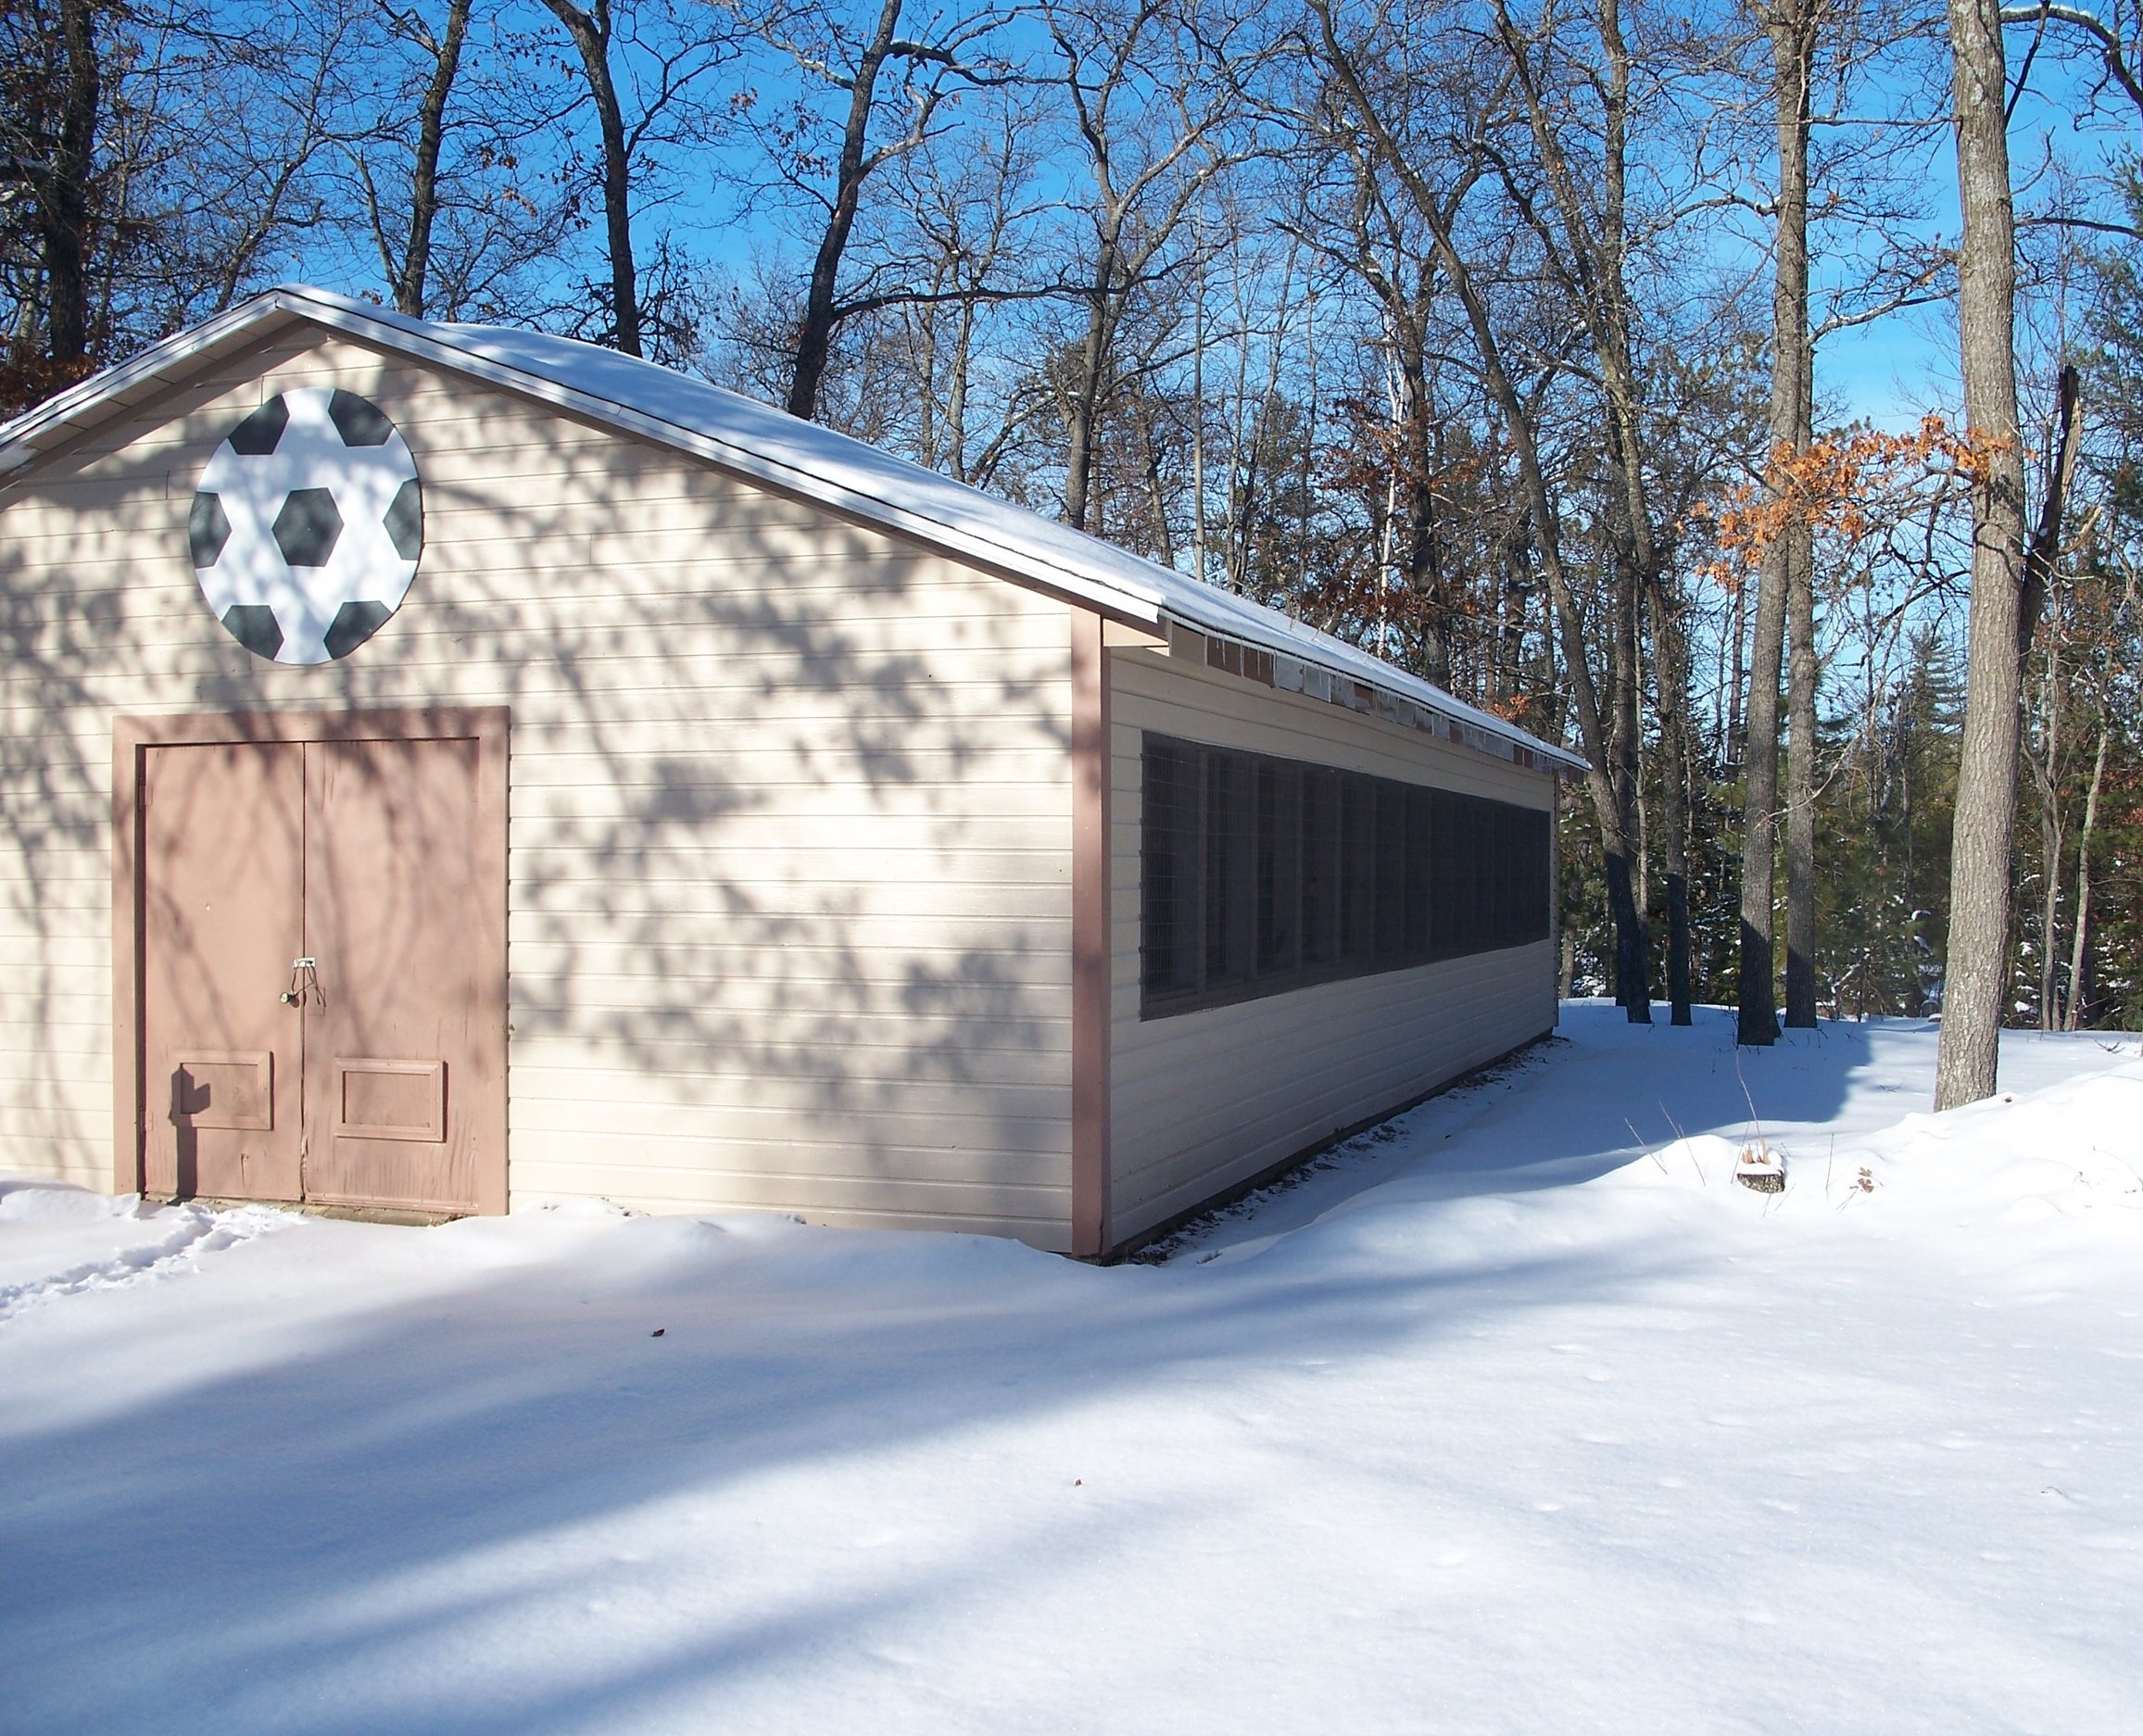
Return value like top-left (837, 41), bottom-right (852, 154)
top-left (138, 733), bottom-right (500, 1214)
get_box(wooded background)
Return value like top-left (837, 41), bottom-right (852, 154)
top-left (6, 0), bottom-right (2137, 1083)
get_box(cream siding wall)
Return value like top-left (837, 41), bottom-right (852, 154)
top-left (0, 332), bottom-right (1076, 1247)
top-left (1108, 648), bottom-right (1557, 1244)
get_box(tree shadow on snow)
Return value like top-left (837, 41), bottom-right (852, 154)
top-left (0, 1202), bottom-right (1699, 1736)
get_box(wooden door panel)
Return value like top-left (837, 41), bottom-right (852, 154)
top-left (141, 742), bottom-right (306, 1201)
top-left (332, 1058), bottom-right (447, 1142)
top-left (301, 736), bottom-right (496, 1212)
top-left (171, 1051), bottom-right (274, 1129)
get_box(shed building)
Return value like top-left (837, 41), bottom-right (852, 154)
top-left (0, 285), bottom-right (1581, 1257)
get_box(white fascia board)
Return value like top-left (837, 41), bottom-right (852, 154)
top-left (0, 299), bottom-right (298, 473)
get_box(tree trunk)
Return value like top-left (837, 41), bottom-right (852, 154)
top-left (947, 299), bottom-right (976, 482)
top-left (2019, 365), bottom-right (2082, 656)
top-left (1740, 541), bottom-right (1790, 1043)
top-left (1141, 403), bottom-right (1176, 566)
top-left (395, 0), bottom-right (473, 317)
top-left (1062, 235), bottom-right (1118, 532)
top-left (2066, 716), bottom-right (2108, 1030)
top-left (1729, 569), bottom-right (1747, 759)
top-left (2029, 628), bottom-right (2064, 1027)
top-left (2037, 772), bottom-right (2062, 1028)
top-left (1784, 507), bottom-right (1818, 1025)
top-left (2021, 365), bottom-right (2083, 1025)
top-left (543, 0), bottom-right (642, 357)
top-left (1646, 569), bottom-right (1695, 1024)
top-left (1399, 328), bottom-right (1452, 689)
top-left (1741, 0), bottom-right (1813, 1046)
top-left (44, 0), bottom-right (102, 365)
top-left (913, 295), bottom-right (940, 467)
top-left (1609, 546), bottom-right (1647, 1013)
top-left (1934, 0), bottom-right (2028, 1111)
top-left (1784, 281), bottom-right (1819, 1026)
top-left (788, 0), bottom-right (904, 418)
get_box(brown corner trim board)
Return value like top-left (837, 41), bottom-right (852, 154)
top-left (1070, 610), bottom-right (1114, 1258)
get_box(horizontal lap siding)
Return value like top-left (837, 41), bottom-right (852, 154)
top-left (1108, 649), bottom-right (1557, 1244)
top-left (0, 333), bottom-right (1075, 1247)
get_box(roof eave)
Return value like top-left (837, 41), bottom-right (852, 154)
top-left (0, 287), bottom-right (1584, 775)
top-left (0, 296), bottom-right (326, 475)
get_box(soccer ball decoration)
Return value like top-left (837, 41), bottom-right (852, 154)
top-left (188, 388), bottom-right (422, 664)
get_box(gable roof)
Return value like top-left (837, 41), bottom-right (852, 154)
top-left (0, 283), bottom-right (1583, 772)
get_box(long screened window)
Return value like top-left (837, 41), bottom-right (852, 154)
top-left (1141, 734), bottom-right (1551, 1016)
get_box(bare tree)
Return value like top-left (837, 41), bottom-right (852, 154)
top-left (1291, 106), bottom-right (1465, 685)
top-left (36, 0), bottom-right (98, 367)
top-left (736, 0), bottom-right (1025, 422)
top-left (886, 93), bottom-right (1055, 482)
top-left (1485, 0), bottom-right (1719, 1021)
top-left (2, 0), bottom-right (393, 398)
top-left (1935, 0), bottom-right (2030, 1109)
top-left (532, 0), bottom-right (738, 357)
top-left (1999, 3), bottom-right (2143, 148)
top-left (1738, 0), bottom-right (1817, 1045)
top-left (2058, 542), bottom-right (2130, 1030)
top-left (371, 0), bottom-right (473, 316)
top-left (2018, 364), bottom-right (2082, 1021)
top-left (349, 0), bottom-right (576, 321)
top-left (1043, 0), bottom-right (1259, 533)
top-left (1308, 0), bottom-right (1655, 1019)
top-left (539, 0), bottom-right (645, 353)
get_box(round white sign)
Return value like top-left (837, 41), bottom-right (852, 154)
top-left (188, 387), bottom-right (422, 664)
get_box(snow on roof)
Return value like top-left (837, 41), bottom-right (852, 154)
top-left (0, 284), bottom-right (1582, 772)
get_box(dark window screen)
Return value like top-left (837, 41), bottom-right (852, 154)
top-left (1431, 789), bottom-right (1464, 956)
top-left (1204, 749), bottom-right (1255, 987)
top-left (1300, 768), bottom-right (1339, 968)
top-left (1403, 785), bottom-right (1432, 958)
top-left (1141, 739), bottom-right (1202, 997)
top-left (1339, 774), bottom-right (1375, 963)
top-left (1372, 782), bottom-right (1406, 963)
top-left (1256, 761), bottom-right (1301, 974)
top-left (1469, 794), bottom-right (1495, 951)
top-left (1141, 733), bottom-right (1554, 1017)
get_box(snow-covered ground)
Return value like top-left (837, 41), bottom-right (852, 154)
top-left (4, 1003), bottom-right (2140, 1735)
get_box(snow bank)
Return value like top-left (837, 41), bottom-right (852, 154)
top-left (1, 1007), bottom-right (2137, 1736)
